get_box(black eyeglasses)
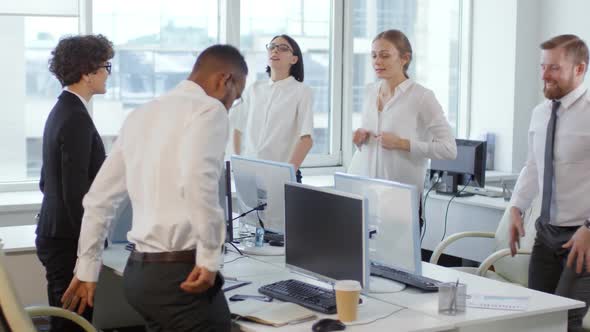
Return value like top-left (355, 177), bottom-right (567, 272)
top-left (99, 62), bottom-right (112, 75)
top-left (265, 43), bottom-right (293, 53)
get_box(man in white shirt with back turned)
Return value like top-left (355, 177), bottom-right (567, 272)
top-left (509, 34), bottom-right (590, 331)
top-left (60, 45), bottom-right (247, 332)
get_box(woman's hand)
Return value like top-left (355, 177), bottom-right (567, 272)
top-left (353, 129), bottom-right (371, 148)
top-left (377, 132), bottom-right (410, 151)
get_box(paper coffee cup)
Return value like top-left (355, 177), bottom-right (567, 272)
top-left (334, 280), bottom-right (362, 322)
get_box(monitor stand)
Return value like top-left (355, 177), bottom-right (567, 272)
top-left (368, 276), bottom-right (406, 293)
top-left (238, 243), bottom-right (285, 256)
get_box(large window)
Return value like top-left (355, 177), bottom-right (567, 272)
top-left (0, 15), bottom-right (78, 182)
top-left (92, 0), bottom-right (219, 150)
top-left (350, 0), bottom-right (462, 133)
top-left (239, 0), bottom-right (333, 156)
top-left (0, 0), bottom-right (467, 186)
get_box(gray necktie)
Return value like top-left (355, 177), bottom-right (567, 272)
top-left (538, 100), bottom-right (561, 224)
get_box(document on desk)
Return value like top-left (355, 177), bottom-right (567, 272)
top-left (466, 294), bottom-right (529, 311)
top-left (231, 301), bottom-right (317, 327)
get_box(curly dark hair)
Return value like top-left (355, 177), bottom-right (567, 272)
top-left (49, 34), bottom-right (115, 87)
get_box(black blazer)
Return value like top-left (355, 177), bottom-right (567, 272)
top-left (37, 91), bottom-right (106, 239)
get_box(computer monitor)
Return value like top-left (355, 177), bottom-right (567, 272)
top-left (231, 155), bottom-right (296, 234)
top-left (334, 172), bottom-right (422, 275)
top-left (108, 197), bottom-right (132, 244)
top-left (110, 161), bottom-right (233, 244)
top-left (430, 139), bottom-right (487, 197)
top-left (219, 161), bottom-right (233, 243)
top-left (284, 183), bottom-right (370, 288)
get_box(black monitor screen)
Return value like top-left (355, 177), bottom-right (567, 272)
top-left (430, 139), bottom-right (487, 192)
top-left (284, 183), bottom-right (367, 287)
top-left (219, 161), bottom-right (233, 242)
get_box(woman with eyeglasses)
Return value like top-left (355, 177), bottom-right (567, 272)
top-left (35, 34), bottom-right (114, 332)
top-left (232, 34), bottom-right (313, 182)
top-left (351, 30), bottom-right (457, 228)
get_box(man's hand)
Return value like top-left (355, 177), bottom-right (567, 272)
top-left (563, 226), bottom-right (590, 274)
top-left (377, 132), bottom-right (410, 151)
top-left (509, 207), bottom-right (525, 256)
top-left (353, 129), bottom-right (371, 148)
top-left (180, 266), bottom-right (217, 294)
top-left (61, 276), bottom-right (97, 315)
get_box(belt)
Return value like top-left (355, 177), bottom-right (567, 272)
top-left (129, 249), bottom-right (195, 263)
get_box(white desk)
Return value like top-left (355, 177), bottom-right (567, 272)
top-left (0, 225), bottom-right (47, 306)
top-left (99, 246), bottom-right (583, 331)
top-left (422, 193), bottom-right (508, 262)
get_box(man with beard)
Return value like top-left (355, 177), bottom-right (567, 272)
top-left (509, 34), bottom-right (590, 331)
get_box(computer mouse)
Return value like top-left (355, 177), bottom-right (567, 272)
top-left (312, 318), bottom-right (346, 332)
top-left (268, 239), bottom-right (284, 247)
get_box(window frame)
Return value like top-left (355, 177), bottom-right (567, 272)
top-left (0, 0), bottom-right (471, 190)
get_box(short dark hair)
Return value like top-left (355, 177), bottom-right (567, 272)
top-left (194, 44), bottom-right (248, 77)
top-left (265, 35), bottom-right (305, 82)
top-left (541, 34), bottom-right (589, 72)
top-left (49, 34), bottom-right (114, 87)
top-left (373, 30), bottom-right (413, 78)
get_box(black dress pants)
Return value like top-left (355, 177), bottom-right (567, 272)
top-left (35, 236), bottom-right (93, 332)
top-left (123, 258), bottom-right (231, 332)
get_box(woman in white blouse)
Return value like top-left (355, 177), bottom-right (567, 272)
top-left (232, 34), bottom-right (314, 182)
top-left (352, 29), bottom-right (457, 225)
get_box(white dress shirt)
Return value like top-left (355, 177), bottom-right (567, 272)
top-left (76, 80), bottom-right (229, 282)
top-left (233, 76), bottom-right (314, 163)
top-left (353, 79), bottom-right (457, 191)
top-left (511, 84), bottom-right (590, 226)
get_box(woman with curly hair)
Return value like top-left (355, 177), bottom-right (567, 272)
top-left (35, 34), bottom-right (114, 332)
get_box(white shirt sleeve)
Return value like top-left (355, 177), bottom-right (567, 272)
top-left (76, 136), bottom-right (129, 282)
top-left (180, 105), bottom-right (229, 272)
top-left (410, 90), bottom-right (457, 160)
top-left (297, 86), bottom-right (314, 137)
top-left (510, 129), bottom-right (539, 212)
top-left (232, 86), bottom-right (251, 133)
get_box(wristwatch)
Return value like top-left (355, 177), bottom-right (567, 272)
top-left (584, 219), bottom-right (590, 229)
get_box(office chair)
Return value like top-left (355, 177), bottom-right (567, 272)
top-left (0, 240), bottom-right (96, 332)
top-left (430, 198), bottom-right (539, 286)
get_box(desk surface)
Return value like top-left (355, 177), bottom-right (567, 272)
top-left (0, 224), bottom-right (36, 252)
top-left (101, 245), bottom-right (583, 331)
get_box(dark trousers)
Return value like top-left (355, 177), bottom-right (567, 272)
top-left (529, 223), bottom-right (590, 332)
top-left (123, 258), bottom-right (231, 332)
top-left (35, 236), bottom-right (93, 332)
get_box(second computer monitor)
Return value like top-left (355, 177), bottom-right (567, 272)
top-left (231, 155), bottom-right (296, 234)
top-left (334, 172), bottom-right (422, 275)
top-left (430, 139), bottom-right (487, 196)
top-left (285, 183), bottom-right (369, 287)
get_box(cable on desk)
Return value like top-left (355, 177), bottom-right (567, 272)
top-left (224, 256), bottom-right (247, 265)
top-left (231, 203), bottom-right (267, 222)
top-left (440, 176), bottom-right (473, 242)
top-left (344, 307), bottom-right (406, 326)
top-left (421, 174), bottom-right (441, 245)
top-left (226, 241), bottom-right (243, 256)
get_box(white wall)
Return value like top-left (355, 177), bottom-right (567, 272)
top-left (471, 0), bottom-right (590, 173)
top-left (470, 0), bottom-right (517, 172)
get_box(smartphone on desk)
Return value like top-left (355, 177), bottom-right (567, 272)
top-left (229, 294), bottom-right (273, 302)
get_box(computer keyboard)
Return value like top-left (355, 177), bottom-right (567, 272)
top-left (370, 262), bottom-right (440, 292)
top-left (258, 279), bottom-right (337, 314)
top-left (263, 232), bottom-right (284, 243)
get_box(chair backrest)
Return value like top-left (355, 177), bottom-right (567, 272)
top-left (491, 198), bottom-right (540, 286)
top-left (0, 241), bottom-right (36, 332)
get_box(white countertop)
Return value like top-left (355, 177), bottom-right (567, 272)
top-left (0, 224), bottom-right (37, 252)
